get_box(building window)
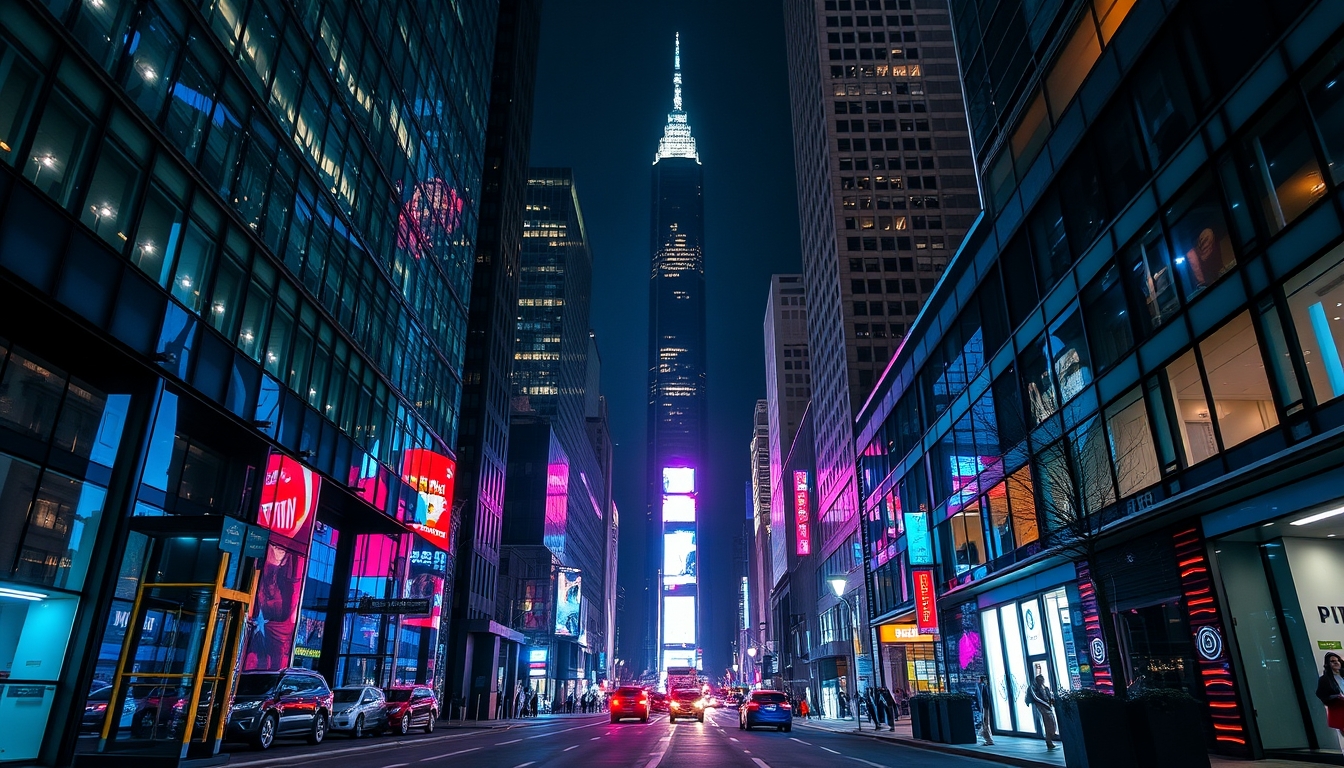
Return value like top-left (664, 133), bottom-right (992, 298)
top-left (1245, 100), bottom-right (1328, 233)
top-left (0, 42), bottom-right (43, 169)
top-left (1048, 306), bottom-right (1092, 405)
top-left (1285, 243), bottom-right (1344, 406)
top-left (1165, 348), bottom-right (1216, 467)
top-left (1082, 263), bottom-right (1134, 371)
top-left (1167, 175), bottom-right (1237, 299)
top-left (24, 92), bottom-right (93, 207)
top-left (1198, 312), bottom-right (1279, 448)
top-left (1119, 222), bottom-right (1179, 334)
top-left (1104, 386), bottom-right (1160, 498)
top-left (1304, 43), bottom-right (1344, 185)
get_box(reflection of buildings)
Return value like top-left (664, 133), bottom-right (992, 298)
top-left (445, 0), bottom-right (543, 719)
top-left (501, 170), bottom-right (612, 702)
top-left (645, 35), bottom-right (709, 679)
top-left (0, 0), bottom-right (499, 762)
top-left (851, 0), bottom-right (1344, 761)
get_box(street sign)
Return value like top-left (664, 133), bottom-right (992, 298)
top-left (219, 518), bottom-right (245, 554)
top-left (357, 597), bottom-right (432, 615)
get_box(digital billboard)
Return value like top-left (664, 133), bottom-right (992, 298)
top-left (662, 467), bottom-right (695, 494)
top-left (662, 529), bottom-right (697, 586)
top-left (243, 543), bottom-right (306, 670)
top-left (400, 448), bottom-right (456, 548)
top-left (555, 569), bottom-right (582, 637)
top-left (258, 453), bottom-right (320, 546)
top-left (663, 595), bottom-right (696, 645)
top-left (905, 511), bottom-right (934, 566)
top-left (793, 470), bottom-right (811, 556)
top-left (662, 494), bottom-right (696, 523)
top-left (914, 569), bottom-right (939, 635)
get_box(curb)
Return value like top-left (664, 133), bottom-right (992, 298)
top-left (793, 720), bottom-right (1057, 768)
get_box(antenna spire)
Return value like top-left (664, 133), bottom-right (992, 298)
top-left (673, 33), bottom-right (683, 112)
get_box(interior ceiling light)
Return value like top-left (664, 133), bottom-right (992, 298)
top-left (1291, 505), bottom-right (1344, 526)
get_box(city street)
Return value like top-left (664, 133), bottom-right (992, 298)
top-left (223, 711), bottom-right (1001, 768)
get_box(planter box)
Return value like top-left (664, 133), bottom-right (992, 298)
top-left (1058, 696), bottom-right (1137, 768)
top-left (937, 697), bottom-right (977, 744)
top-left (909, 697), bottom-right (933, 741)
top-left (1128, 697), bottom-right (1210, 768)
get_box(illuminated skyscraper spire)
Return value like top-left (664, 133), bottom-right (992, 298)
top-left (655, 33), bottom-right (699, 163)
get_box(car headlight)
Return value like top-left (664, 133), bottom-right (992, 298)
top-left (231, 700), bottom-right (261, 711)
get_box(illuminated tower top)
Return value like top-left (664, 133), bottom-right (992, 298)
top-left (655, 33), bottom-right (699, 164)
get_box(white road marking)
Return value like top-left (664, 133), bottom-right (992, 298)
top-left (512, 763), bottom-right (535, 768)
top-left (591, 736), bottom-right (602, 740)
top-left (821, 747), bottom-right (841, 754)
top-left (752, 759), bottom-right (772, 768)
top-left (496, 739), bottom-right (522, 745)
top-left (384, 764), bottom-right (408, 768)
top-left (729, 737), bottom-right (739, 742)
top-left (564, 746), bottom-right (580, 752)
top-left (420, 747), bottom-right (479, 761)
top-left (789, 737), bottom-right (812, 745)
top-left (847, 758), bottom-right (887, 768)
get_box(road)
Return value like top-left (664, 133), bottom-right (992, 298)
top-left (223, 709), bottom-right (1004, 768)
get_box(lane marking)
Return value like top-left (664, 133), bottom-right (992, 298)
top-left (384, 764), bottom-right (408, 768)
top-left (564, 746), bottom-right (579, 752)
top-left (512, 763), bottom-right (535, 768)
top-left (821, 747), bottom-right (841, 754)
top-left (789, 737), bottom-right (813, 745)
top-left (847, 758), bottom-right (887, 768)
top-left (496, 739), bottom-right (522, 745)
top-left (752, 759), bottom-right (771, 768)
top-left (590, 736), bottom-right (602, 740)
top-left (419, 747), bottom-right (479, 761)
top-left (729, 737), bottom-right (739, 742)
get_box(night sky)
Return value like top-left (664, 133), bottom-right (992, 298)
top-left (529, 0), bottom-right (802, 677)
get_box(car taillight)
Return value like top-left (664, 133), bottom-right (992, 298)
top-left (747, 703), bottom-right (760, 710)
top-left (611, 698), bottom-right (621, 706)
top-left (639, 697), bottom-right (648, 704)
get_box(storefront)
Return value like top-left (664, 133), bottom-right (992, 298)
top-left (1208, 492), bottom-right (1344, 759)
top-left (876, 623), bottom-right (940, 695)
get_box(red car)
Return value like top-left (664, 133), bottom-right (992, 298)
top-left (609, 686), bottom-right (650, 723)
top-left (383, 685), bottom-right (438, 735)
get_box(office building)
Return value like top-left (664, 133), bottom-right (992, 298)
top-left (746, 398), bottom-right (772, 677)
top-left (0, 0), bottom-right (497, 762)
top-left (854, 0), bottom-right (1344, 760)
top-left (646, 34), bottom-right (708, 677)
top-left (446, 0), bottom-right (543, 719)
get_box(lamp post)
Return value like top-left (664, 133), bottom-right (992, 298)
top-left (830, 576), bottom-right (864, 732)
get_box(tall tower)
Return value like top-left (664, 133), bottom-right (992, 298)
top-left (647, 34), bottom-right (707, 677)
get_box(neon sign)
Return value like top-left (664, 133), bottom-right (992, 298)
top-left (258, 453), bottom-right (320, 544)
top-left (913, 569), bottom-right (938, 634)
top-left (794, 470), bottom-right (811, 556)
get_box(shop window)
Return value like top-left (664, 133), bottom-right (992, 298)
top-left (1083, 263), bottom-right (1134, 371)
top-left (1006, 466), bottom-right (1039, 547)
top-left (1019, 333), bottom-right (1058, 427)
top-left (1199, 312), bottom-right (1278, 447)
top-left (1304, 43), bottom-right (1344, 185)
top-left (1119, 223), bottom-right (1179, 334)
top-left (1070, 417), bottom-right (1116, 515)
top-left (0, 42), bottom-right (43, 168)
top-left (0, 592), bottom-right (78, 758)
top-left (1284, 243), bottom-right (1344, 405)
top-left (1165, 349), bottom-right (1216, 466)
top-left (1129, 32), bottom-right (1197, 168)
top-left (1048, 305), bottom-right (1092, 404)
top-left (0, 351), bottom-right (66, 441)
top-left (1246, 101), bottom-right (1327, 233)
top-left (1104, 387), bottom-right (1160, 498)
top-left (1167, 174), bottom-right (1237, 299)
top-left (23, 92), bottom-right (92, 208)
top-left (119, 3), bottom-right (181, 120)
top-left (1044, 13), bottom-right (1101, 119)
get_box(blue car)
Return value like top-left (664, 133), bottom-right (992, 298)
top-left (739, 690), bottom-right (792, 732)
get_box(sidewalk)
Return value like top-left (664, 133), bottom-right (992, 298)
top-left (794, 715), bottom-right (1327, 768)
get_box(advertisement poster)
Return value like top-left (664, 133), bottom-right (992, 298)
top-left (519, 580), bottom-right (551, 632)
top-left (555, 570), bottom-right (582, 637)
top-left (400, 449), bottom-right (456, 548)
top-left (663, 530), bottom-right (697, 586)
top-left (403, 545), bottom-right (448, 630)
top-left (663, 595), bottom-right (696, 645)
top-left (245, 453), bottom-right (321, 671)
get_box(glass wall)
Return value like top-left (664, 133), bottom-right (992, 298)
top-left (978, 586), bottom-right (1082, 738)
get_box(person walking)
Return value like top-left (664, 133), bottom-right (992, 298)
top-left (864, 689), bottom-right (880, 728)
top-left (1028, 674), bottom-right (1059, 750)
top-left (798, 695), bottom-right (810, 720)
top-left (838, 690), bottom-right (850, 720)
top-left (976, 675), bottom-right (996, 745)
top-left (1316, 651), bottom-right (1344, 750)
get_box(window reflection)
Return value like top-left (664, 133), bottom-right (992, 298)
top-left (1304, 43), bottom-right (1344, 184)
top-left (1070, 417), bottom-right (1115, 514)
top-left (78, 139), bottom-right (139, 249)
top-left (120, 4), bottom-right (180, 119)
top-left (1048, 306), bottom-right (1092, 405)
top-left (1020, 334), bottom-right (1057, 427)
top-left (1120, 224), bottom-right (1179, 333)
top-left (0, 43), bottom-right (41, 167)
top-left (1083, 263), bottom-right (1134, 371)
top-left (1104, 387), bottom-right (1161, 498)
top-left (24, 93), bottom-right (91, 207)
top-left (1167, 175), bottom-right (1236, 298)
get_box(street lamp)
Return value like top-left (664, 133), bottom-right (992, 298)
top-left (829, 577), bottom-right (863, 731)
top-left (746, 646), bottom-right (757, 658)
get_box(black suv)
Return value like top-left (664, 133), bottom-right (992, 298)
top-left (226, 669), bottom-right (334, 750)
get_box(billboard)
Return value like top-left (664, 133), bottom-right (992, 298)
top-left (905, 511), bottom-right (934, 566)
top-left (258, 453), bottom-right (320, 546)
top-left (663, 595), bottom-right (696, 645)
top-left (400, 448), bottom-right (456, 548)
top-left (663, 529), bottom-right (697, 586)
top-left (662, 494), bottom-right (696, 523)
top-left (555, 569), bottom-right (582, 637)
top-left (793, 470), bottom-right (811, 556)
top-left (662, 467), bottom-right (695, 494)
top-left (913, 569), bottom-right (938, 635)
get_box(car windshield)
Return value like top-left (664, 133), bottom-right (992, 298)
top-left (616, 688), bottom-right (643, 697)
top-left (234, 674), bottom-right (281, 696)
top-left (671, 690), bottom-right (699, 701)
top-left (87, 687), bottom-right (111, 701)
top-left (385, 689), bottom-right (413, 702)
top-left (334, 690), bottom-right (363, 704)
top-left (752, 693), bottom-right (787, 703)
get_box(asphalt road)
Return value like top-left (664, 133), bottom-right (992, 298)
top-left (222, 709), bottom-right (1004, 768)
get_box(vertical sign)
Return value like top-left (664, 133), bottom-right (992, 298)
top-left (793, 470), bottom-right (811, 556)
top-left (913, 569), bottom-right (938, 635)
top-left (904, 511), bottom-right (933, 565)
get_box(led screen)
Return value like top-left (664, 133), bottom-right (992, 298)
top-left (243, 543), bottom-right (306, 670)
top-left (400, 448), bottom-right (456, 548)
top-left (529, 649), bottom-right (547, 663)
top-left (663, 595), bottom-right (696, 645)
top-left (555, 570), bottom-right (582, 637)
top-left (662, 467), bottom-right (695, 494)
top-left (258, 453), bottom-right (320, 546)
top-left (662, 494), bottom-right (696, 523)
top-left (663, 530), bottom-right (697, 586)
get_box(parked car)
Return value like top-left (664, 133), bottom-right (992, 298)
top-left (129, 685), bottom-right (189, 738)
top-left (226, 669), bottom-right (334, 750)
top-left (740, 690), bottom-right (792, 732)
top-left (383, 685), bottom-right (438, 735)
top-left (330, 686), bottom-right (388, 738)
top-left (668, 689), bottom-right (705, 723)
top-left (649, 691), bottom-right (669, 713)
top-left (81, 684), bottom-right (136, 734)
top-left (609, 686), bottom-right (650, 723)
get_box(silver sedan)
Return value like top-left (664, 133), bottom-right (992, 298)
top-left (329, 686), bottom-right (388, 738)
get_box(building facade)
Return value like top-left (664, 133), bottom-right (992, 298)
top-left (747, 398), bottom-right (772, 681)
top-left (446, 0), bottom-right (542, 719)
top-left (853, 0), bottom-right (1344, 760)
top-left (645, 35), bottom-right (708, 678)
top-left (782, 0), bottom-right (980, 704)
top-left (0, 0), bottom-right (498, 762)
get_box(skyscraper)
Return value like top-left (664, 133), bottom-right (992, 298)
top-left (447, 0), bottom-right (542, 717)
top-left (646, 34), bottom-right (708, 677)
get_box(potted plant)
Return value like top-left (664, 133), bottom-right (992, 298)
top-left (936, 692), bottom-right (977, 744)
top-left (909, 694), bottom-right (935, 741)
top-left (1127, 689), bottom-right (1209, 768)
top-left (1057, 689), bottom-right (1136, 768)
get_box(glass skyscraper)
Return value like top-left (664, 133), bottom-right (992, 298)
top-left (645, 34), bottom-right (708, 677)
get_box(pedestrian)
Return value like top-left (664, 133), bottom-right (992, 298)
top-left (838, 690), bottom-right (849, 720)
top-left (976, 675), bottom-right (996, 745)
top-left (864, 690), bottom-right (879, 727)
top-left (566, 691), bottom-right (576, 714)
top-left (798, 695), bottom-right (810, 719)
top-left (1028, 674), bottom-right (1059, 750)
top-left (528, 690), bottom-right (538, 717)
top-left (1315, 651), bottom-right (1344, 750)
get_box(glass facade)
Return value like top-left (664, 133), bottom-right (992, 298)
top-left (856, 0), bottom-right (1344, 757)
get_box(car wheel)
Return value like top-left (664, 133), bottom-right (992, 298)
top-left (352, 715), bottom-right (365, 739)
top-left (253, 713), bottom-right (277, 750)
top-left (132, 710), bottom-right (155, 738)
top-left (398, 714), bottom-right (410, 736)
top-left (308, 712), bottom-right (328, 745)
top-left (424, 711), bottom-right (436, 734)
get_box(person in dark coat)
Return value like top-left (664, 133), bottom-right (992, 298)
top-left (976, 675), bottom-right (996, 745)
top-left (1316, 651), bottom-right (1344, 750)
